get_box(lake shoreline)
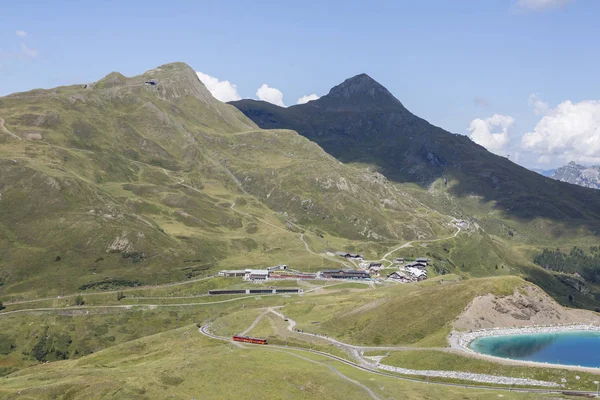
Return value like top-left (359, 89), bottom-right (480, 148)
top-left (449, 324), bottom-right (600, 373)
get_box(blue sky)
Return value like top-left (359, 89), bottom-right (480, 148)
top-left (1, 0), bottom-right (599, 168)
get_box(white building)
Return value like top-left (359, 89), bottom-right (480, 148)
top-left (244, 269), bottom-right (270, 281)
top-left (405, 267), bottom-right (427, 281)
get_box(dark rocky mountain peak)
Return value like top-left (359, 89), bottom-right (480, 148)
top-left (308, 73), bottom-right (406, 112)
top-left (329, 73), bottom-right (382, 97)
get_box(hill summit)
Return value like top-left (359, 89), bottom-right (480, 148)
top-left (313, 73), bottom-right (406, 112)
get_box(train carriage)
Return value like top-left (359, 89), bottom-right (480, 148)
top-left (232, 335), bottom-right (267, 345)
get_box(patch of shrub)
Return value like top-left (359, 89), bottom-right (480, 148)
top-left (78, 279), bottom-right (141, 291)
top-left (122, 251), bottom-right (146, 263)
top-left (31, 333), bottom-right (72, 362)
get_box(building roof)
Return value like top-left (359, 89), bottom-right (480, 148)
top-left (340, 270), bottom-right (370, 276)
top-left (416, 257), bottom-right (429, 262)
top-left (322, 269), bottom-right (344, 274)
top-left (404, 262), bottom-right (427, 269)
top-left (247, 269), bottom-right (269, 275)
top-left (405, 267), bottom-right (427, 277)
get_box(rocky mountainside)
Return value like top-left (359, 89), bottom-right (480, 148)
top-left (231, 74), bottom-right (600, 233)
top-left (550, 161), bottom-right (600, 189)
top-left (0, 63), bottom-right (451, 297)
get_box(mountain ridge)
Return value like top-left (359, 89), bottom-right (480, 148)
top-left (231, 75), bottom-right (600, 233)
top-left (550, 161), bottom-right (600, 190)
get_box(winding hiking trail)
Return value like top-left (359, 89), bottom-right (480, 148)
top-left (4, 275), bottom-right (216, 306)
top-left (239, 309), bottom-right (270, 336)
top-left (378, 224), bottom-right (462, 267)
top-left (283, 351), bottom-right (382, 400)
top-left (0, 118), bottom-right (21, 140)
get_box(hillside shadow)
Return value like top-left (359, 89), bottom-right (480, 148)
top-left (231, 99), bottom-right (600, 234)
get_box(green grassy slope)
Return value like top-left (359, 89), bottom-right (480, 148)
top-left (0, 325), bottom-right (553, 400)
top-left (283, 276), bottom-right (525, 347)
top-left (0, 63), bottom-right (450, 298)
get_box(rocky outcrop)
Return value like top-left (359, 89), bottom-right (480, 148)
top-left (454, 285), bottom-right (600, 331)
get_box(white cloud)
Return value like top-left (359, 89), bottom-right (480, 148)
top-left (297, 93), bottom-right (319, 105)
top-left (16, 30), bottom-right (27, 38)
top-left (256, 84), bottom-right (285, 107)
top-left (528, 94), bottom-right (550, 116)
top-left (20, 43), bottom-right (37, 58)
top-left (196, 71), bottom-right (241, 102)
top-left (522, 100), bottom-right (600, 164)
top-left (515, 0), bottom-right (573, 11)
top-left (468, 114), bottom-right (515, 153)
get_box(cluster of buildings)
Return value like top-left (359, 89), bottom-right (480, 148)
top-left (387, 259), bottom-right (429, 283)
top-left (218, 265), bottom-right (317, 281)
top-left (217, 257), bottom-right (431, 284)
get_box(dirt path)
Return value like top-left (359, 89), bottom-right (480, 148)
top-left (267, 307), bottom-right (423, 353)
top-left (378, 225), bottom-right (461, 266)
top-left (239, 309), bottom-right (270, 336)
top-left (0, 293), bottom-right (284, 317)
top-left (300, 234), bottom-right (352, 268)
top-left (277, 350), bottom-right (382, 400)
top-left (0, 118), bottom-right (21, 140)
top-left (163, 166), bottom-right (353, 269)
top-left (4, 275), bottom-right (216, 306)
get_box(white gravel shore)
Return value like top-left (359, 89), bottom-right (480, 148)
top-left (376, 363), bottom-right (561, 387)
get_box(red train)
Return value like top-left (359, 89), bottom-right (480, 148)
top-left (232, 335), bottom-right (267, 345)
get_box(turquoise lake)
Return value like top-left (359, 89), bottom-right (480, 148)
top-left (471, 331), bottom-right (600, 368)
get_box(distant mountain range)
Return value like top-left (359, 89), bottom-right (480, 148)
top-left (544, 162), bottom-right (600, 190)
top-left (531, 168), bottom-right (556, 178)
